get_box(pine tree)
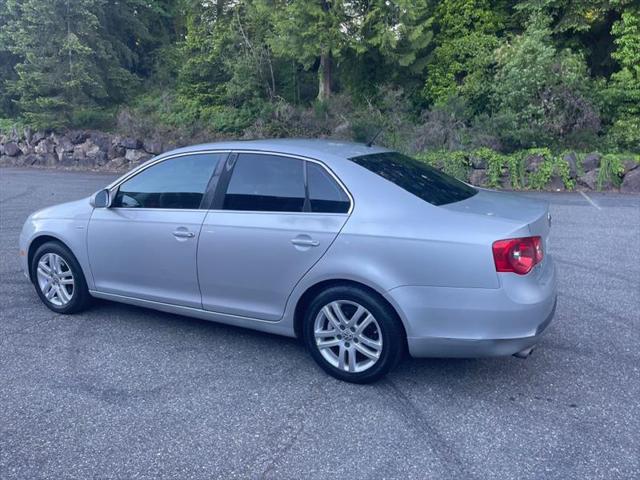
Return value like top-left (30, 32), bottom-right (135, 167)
top-left (0, 0), bottom-right (170, 129)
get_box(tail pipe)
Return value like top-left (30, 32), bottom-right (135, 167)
top-left (513, 346), bottom-right (535, 359)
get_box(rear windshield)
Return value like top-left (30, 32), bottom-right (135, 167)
top-left (350, 152), bottom-right (477, 206)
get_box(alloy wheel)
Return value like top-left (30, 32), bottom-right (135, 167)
top-left (313, 300), bottom-right (383, 373)
top-left (36, 253), bottom-right (75, 307)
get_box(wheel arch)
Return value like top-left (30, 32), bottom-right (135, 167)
top-left (27, 234), bottom-right (71, 282)
top-left (293, 278), bottom-right (408, 344)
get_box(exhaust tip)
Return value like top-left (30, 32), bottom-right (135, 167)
top-left (513, 346), bottom-right (535, 359)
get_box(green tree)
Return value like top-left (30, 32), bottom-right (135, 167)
top-left (268, 0), bottom-right (349, 101)
top-left (0, 1), bottom-right (19, 118)
top-left (0, 0), bottom-right (172, 129)
top-left (423, 0), bottom-right (506, 113)
top-left (491, 12), bottom-right (600, 149)
top-left (605, 4), bottom-right (640, 150)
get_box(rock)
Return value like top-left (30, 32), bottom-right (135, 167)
top-left (621, 168), bottom-right (640, 193)
top-left (622, 158), bottom-right (639, 174)
top-left (57, 150), bottom-right (75, 166)
top-left (22, 153), bottom-right (43, 166)
top-left (55, 136), bottom-right (75, 163)
top-left (42, 153), bottom-right (58, 166)
top-left (525, 153), bottom-right (545, 173)
top-left (121, 137), bottom-right (141, 149)
top-left (143, 140), bottom-right (163, 155)
top-left (469, 169), bottom-right (487, 186)
top-left (578, 169), bottom-right (616, 190)
top-left (578, 169), bottom-right (598, 190)
top-left (582, 152), bottom-right (601, 172)
top-left (34, 138), bottom-right (55, 155)
top-left (23, 126), bottom-right (32, 144)
top-left (4, 142), bottom-right (22, 157)
top-left (31, 131), bottom-right (46, 145)
top-left (68, 130), bottom-right (90, 144)
top-left (500, 173), bottom-right (512, 190)
top-left (86, 143), bottom-right (108, 166)
top-left (108, 144), bottom-right (126, 160)
top-left (106, 157), bottom-right (128, 170)
top-left (56, 136), bottom-right (74, 153)
top-left (125, 148), bottom-right (144, 162)
top-left (89, 131), bottom-right (112, 152)
top-left (563, 152), bottom-right (579, 178)
top-left (548, 175), bottom-right (565, 191)
top-left (72, 144), bottom-right (87, 162)
top-left (469, 155), bottom-right (487, 170)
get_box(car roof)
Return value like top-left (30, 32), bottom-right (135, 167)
top-left (158, 138), bottom-right (392, 166)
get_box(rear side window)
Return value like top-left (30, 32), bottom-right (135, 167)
top-left (350, 152), bottom-right (477, 206)
top-left (113, 153), bottom-right (222, 209)
top-left (224, 154), bottom-right (305, 212)
top-left (307, 162), bottom-right (350, 213)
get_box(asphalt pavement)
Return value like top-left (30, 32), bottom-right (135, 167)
top-left (1, 167), bottom-right (639, 479)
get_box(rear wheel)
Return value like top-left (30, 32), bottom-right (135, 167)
top-left (303, 285), bottom-right (405, 383)
top-left (31, 241), bottom-right (91, 314)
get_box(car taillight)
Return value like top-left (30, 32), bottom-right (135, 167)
top-left (492, 236), bottom-right (544, 275)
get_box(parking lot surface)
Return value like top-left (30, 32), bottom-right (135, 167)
top-left (1, 168), bottom-right (639, 479)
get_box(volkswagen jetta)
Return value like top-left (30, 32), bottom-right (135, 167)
top-left (19, 140), bottom-right (557, 383)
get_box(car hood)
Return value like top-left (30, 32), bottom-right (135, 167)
top-left (30, 197), bottom-right (93, 221)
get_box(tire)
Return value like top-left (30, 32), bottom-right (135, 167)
top-left (302, 285), bottom-right (405, 383)
top-left (31, 241), bottom-right (91, 314)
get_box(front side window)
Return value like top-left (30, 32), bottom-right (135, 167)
top-left (307, 162), bottom-right (350, 213)
top-left (350, 152), bottom-right (477, 206)
top-left (223, 154), bottom-right (305, 212)
top-left (113, 153), bottom-right (222, 209)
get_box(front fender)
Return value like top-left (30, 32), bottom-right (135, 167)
top-left (20, 213), bottom-right (94, 289)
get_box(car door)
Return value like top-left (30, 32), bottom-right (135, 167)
top-left (87, 152), bottom-right (225, 308)
top-left (198, 152), bottom-right (352, 321)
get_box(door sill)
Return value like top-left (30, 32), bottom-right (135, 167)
top-left (89, 290), bottom-right (293, 337)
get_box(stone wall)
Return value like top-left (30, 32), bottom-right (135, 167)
top-left (0, 129), bottom-right (167, 173)
top-left (1, 128), bottom-right (639, 192)
top-left (467, 151), bottom-right (640, 193)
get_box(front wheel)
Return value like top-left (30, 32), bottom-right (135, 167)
top-left (31, 241), bottom-right (91, 314)
top-left (303, 286), bottom-right (405, 383)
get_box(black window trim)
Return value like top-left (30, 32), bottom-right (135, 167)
top-left (210, 150), bottom-right (353, 215)
top-left (108, 150), bottom-right (231, 212)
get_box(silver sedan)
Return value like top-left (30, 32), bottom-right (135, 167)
top-left (19, 140), bottom-right (557, 383)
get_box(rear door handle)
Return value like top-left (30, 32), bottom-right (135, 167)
top-left (173, 230), bottom-right (195, 238)
top-left (291, 237), bottom-right (320, 247)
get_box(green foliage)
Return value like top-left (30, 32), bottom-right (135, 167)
top-left (423, 0), bottom-right (504, 113)
top-left (526, 148), bottom-right (555, 190)
top-left (414, 150), bottom-right (471, 181)
top-left (492, 12), bottom-right (600, 150)
top-left (0, 0), bottom-right (637, 157)
top-left (473, 148), bottom-right (509, 188)
top-left (0, 117), bottom-right (26, 135)
top-left (413, 147), bottom-right (582, 191)
top-left (604, 6), bottom-right (640, 150)
top-left (0, 0), bottom-right (172, 130)
top-left (598, 153), bottom-right (626, 189)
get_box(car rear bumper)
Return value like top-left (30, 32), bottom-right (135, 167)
top-left (405, 296), bottom-right (556, 357)
top-left (390, 255), bottom-right (557, 358)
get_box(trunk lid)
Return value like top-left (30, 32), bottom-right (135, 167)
top-left (442, 189), bottom-right (551, 239)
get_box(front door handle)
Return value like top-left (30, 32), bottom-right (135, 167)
top-left (173, 230), bottom-right (195, 238)
top-left (291, 237), bottom-right (320, 247)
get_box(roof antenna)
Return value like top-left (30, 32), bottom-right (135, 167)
top-left (366, 127), bottom-right (383, 147)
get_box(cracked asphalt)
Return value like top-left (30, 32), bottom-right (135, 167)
top-left (1, 167), bottom-right (639, 479)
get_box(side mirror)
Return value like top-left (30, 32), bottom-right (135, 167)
top-left (90, 189), bottom-right (111, 208)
